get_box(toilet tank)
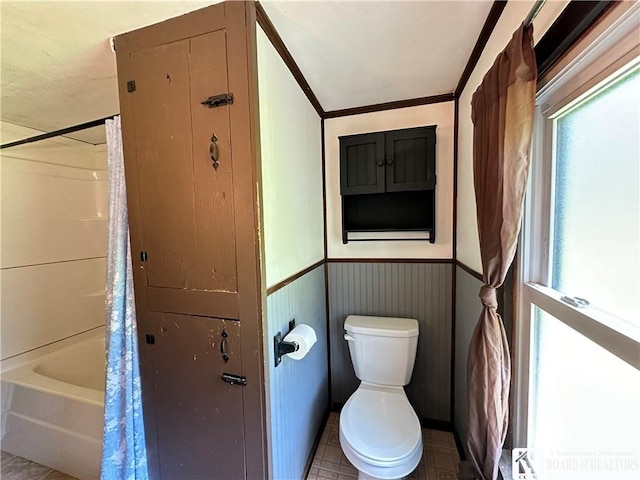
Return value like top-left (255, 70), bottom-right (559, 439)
top-left (344, 315), bottom-right (419, 386)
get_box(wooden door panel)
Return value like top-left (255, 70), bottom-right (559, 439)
top-left (339, 132), bottom-right (385, 195)
top-left (389, 137), bottom-right (428, 183)
top-left (147, 286), bottom-right (238, 319)
top-left (130, 31), bottom-right (238, 296)
top-left (189, 31), bottom-right (238, 293)
top-left (385, 126), bottom-right (436, 192)
top-left (150, 312), bottom-right (245, 480)
top-left (131, 41), bottom-right (198, 290)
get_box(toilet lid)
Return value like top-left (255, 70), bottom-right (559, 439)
top-left (340, 386), bottom-right (421, 464)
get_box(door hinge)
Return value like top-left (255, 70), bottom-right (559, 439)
top-left (201, 93), bottom-right (234, 108)
top-left (145, 334), bottom-right (155, 345)
top-left (140, 251), bottom-right (149, 262)
top-left (127, 80), bottom-right (136, 93)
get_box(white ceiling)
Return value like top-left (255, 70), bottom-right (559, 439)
top-left (260, 1), bottom-right (493, 112)
top-left (1, 0), bottom-right (493, 145)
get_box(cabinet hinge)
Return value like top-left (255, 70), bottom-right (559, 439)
top-left (140, 251), bottom-right (149, 262)
top-left (127, 80), bottom-right (136, 93)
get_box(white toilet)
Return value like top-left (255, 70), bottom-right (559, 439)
top-left (339, 315), bottom-right (422, 480)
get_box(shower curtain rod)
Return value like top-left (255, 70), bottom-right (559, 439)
top-left (524, 0), bottom-right (547, 28)
top-left (0, 114), bottom-right (117, 150)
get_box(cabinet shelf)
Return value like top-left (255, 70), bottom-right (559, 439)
top-left (341, 190), bottom-right (435, 244)
top-left (343, 229), bottom-right (434, 243)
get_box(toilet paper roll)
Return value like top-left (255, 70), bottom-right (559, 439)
top-left (283, 324), bottom-right (317, 360)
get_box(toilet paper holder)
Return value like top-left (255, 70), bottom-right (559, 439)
top-left (274, 319), bottom-right (318, 367)
top-left (274, 318), bottom-right (299, 367)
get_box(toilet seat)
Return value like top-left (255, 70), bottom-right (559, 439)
top-left (340, 384), bottom-right (422, 474)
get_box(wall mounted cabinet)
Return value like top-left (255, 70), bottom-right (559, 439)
top-left (339, 126), bottom-right (436, 243)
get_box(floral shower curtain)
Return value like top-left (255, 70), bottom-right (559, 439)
top-left (101, 116), bottom-right (148, 480)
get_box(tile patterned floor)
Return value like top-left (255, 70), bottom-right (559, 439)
top-left (0, 451), bottom-right (77, 480)
top-left (308, 412), bottom-right (460, 480)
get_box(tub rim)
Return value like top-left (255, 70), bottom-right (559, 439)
top-left (1, 327), bottom-right (105, 406)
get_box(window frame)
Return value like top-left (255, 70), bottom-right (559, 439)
top-left (514, 2), bottom-right (640, 449)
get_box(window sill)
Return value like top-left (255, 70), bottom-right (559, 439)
top-left (499, 449), bottom-right (512, 480)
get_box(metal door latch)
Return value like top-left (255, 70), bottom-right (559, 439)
top-left (201, 93), bottom-right (234, 108)
top-left (221, 373), bottom-right (247, 386)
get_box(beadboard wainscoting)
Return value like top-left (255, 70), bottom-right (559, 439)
top-left (266, 265), bottom-right (329, 480)
top-left (328, 261), bottom-right (453, 423)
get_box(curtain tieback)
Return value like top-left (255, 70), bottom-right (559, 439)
top-left (479, 285), bottom-right (498, 309)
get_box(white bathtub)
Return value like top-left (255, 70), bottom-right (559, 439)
top-left (1, 331), bottom-right (105, 480)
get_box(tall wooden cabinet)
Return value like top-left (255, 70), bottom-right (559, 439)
top-left (115, 3), bottom-right (266, 479)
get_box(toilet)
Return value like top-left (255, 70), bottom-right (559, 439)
top-left (339, 315), bottom-right (422, 480)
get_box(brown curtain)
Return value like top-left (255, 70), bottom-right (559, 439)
top-left (465, 25), bottom-right (537, 480)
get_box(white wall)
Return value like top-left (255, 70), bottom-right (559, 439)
top-left (257, 26), bottom-right (324, 289)
top-left (1, 122), bottom-right (107, 360)
top-left (257, 25), bottom-right (327, 480)
top-left (456, 0), bottom-right (569, 272)
top-left (325, 102), bottom-right (454, 259)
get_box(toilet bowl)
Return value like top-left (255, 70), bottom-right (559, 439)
top-left (339, 384), bottom-right (422, 480)
top-left (339, 315), bottom-right (422, 480)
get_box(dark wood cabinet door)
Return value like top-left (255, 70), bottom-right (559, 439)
top-left (339, 132), bottom-right (385, 195)
top-left (385, 126), bottom-right (436, 192)
top-left (150, 313), bottom-right (246, 480)
top-left (126, 29), bottom-right (240, 320)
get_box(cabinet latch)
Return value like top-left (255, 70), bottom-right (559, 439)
top-left (221, 373), bottom-right (247, 386)
top-left (201, 93), bottom-right (234, 108)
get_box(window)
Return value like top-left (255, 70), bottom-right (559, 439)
top-left (551, 67), bottom-right (639, 323)
top-left (515, 6), bottom-right (640, 480)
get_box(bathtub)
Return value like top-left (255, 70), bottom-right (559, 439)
top-left (1, 331), bottom-right (105, 480)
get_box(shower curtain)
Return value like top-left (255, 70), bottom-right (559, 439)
top-left (101, 116), bottom-right (148, 480)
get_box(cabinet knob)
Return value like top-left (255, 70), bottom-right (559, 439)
top-left (377, 159), bottom-right (383, 167)
top-left (386, 157), bottom-right (393, 165)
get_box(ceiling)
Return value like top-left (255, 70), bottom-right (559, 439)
top-left (0, 0), bottom-right (493, 146)
top-left (259, 1), bottom-right (493, 112)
